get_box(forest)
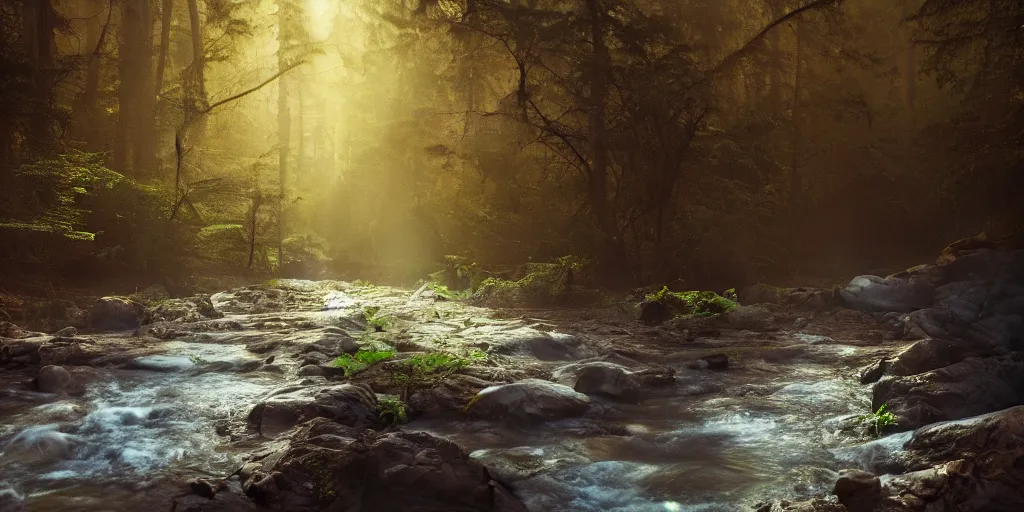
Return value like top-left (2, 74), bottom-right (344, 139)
top-left (0, 0), bottom-right (1018, 296)
top-left (0, 1), bottom-right (1022, 512)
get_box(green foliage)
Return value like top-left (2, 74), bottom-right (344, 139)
top-left (0, 151), bottom-right (124, 240)
top-left (378, 396), bottom-right (409, 425)
top-left (390, 349), bottom-right (486, 399)
top-left (860, 403), bottom-right (898, 437)
top-left (187, 353), bottom-right (210, 365)
top-left (427, 283), bottom-right (472, 300)
top-left (471, 257), bottom-right (588, 307)
top-left (644, 286), bottom-right (738, 317)
top-left (331, 347), bottom-right (397, 376)
top-left (361, 306), bottom-right (392, 331)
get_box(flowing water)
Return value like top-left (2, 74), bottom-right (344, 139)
top-left (0, 284), bottom-right (907, 511)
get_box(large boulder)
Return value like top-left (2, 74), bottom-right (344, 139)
top-left (240, 417), bottom-right (526, 512)
top-left (833, 469), bottom-right (881, 512)
top-left (466, 379), bottom-right (590, 421)
top-left (551, 362), bottom-right (642, 400)
top-left (859, 338), bottom-right (993, 384)
top-left (88, 297), bottom-right (146, 330)
top-left (878, 407), bottom-right (1024, 511)
top-left (840, 275), bottom-right (935, 313)
top-left (872, 355), bottom-right (1024, 431)
top-left (721, 305), bottom-right (777, 331)
top-left (34, 365), bottom-right (71, 393)
top-left (248, 383), bottom-right (379, 436)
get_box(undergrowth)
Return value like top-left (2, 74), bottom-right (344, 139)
top-left (331, 347), bottom-right (397, 376)
top-left (644, 286), bottom-right (738, 317)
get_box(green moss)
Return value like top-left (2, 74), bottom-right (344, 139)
top-left (644, 286), bottom-right (737, 317)
top-left (331, 347), bottom-right (396, 376)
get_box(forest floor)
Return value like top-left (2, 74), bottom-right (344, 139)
top-left (1, 245), bottom-right (1022, 511)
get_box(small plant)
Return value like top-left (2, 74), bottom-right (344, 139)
top-left (861, 403), bottom-right (898, 437)
top-left (331, 347), bottom-right (397, 376)
top-left (362, 306), bottom-right (392, 331)
top-left (390, 350), bottom-right (485, 399)
top-left (378, 396), bottom-right (409, 425)
top-left (427, 283), bottom-right (472, 300)
top-left (187, 354), bottom-right (210, 365)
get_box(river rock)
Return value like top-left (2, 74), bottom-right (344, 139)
top-left (737, 284), bottom-right (835, 310)
top-left (52, 326), bottom-right (77, 337)
top-left (721, 305), bottom-right (777, 331)
top-left (0, 487), bottom-right (26, 512)
top-left (144, 295), bottom-right (223, 324)
top-left (833, 469), bottom-right (881, 512)
top-left (840, 275), bottom-right (934, 313)
top-left (248, 383), bottom-right (379, 436)
top-left (34, 364), bottom-right (71, 393)
top-left (552, 362), bottom-right (641, 400)
top-left (881, 407), bottom-right (1024, 510)
top-left (872, 355), bottom-right (1024, 431)
top-left (485, 328), bottom-right (597, 361)
top-left (688, 353), bottom-right (728, 370)
top-left (466, 379), bottom-right (590, 421)
top-left (859, 338), bottom-right (991, 384)
top-left (88, 296), bottom-right (146, 330)
top-left (240, 417), bottom-right (526, 512)
top-left (0, 321), bottom-right (28, 339)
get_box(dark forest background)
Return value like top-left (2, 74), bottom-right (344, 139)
top-left (0, 0), bottom-right (1020, 296)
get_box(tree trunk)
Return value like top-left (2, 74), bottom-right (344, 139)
top-left (277, 1), bottom-right (291, 272)
top-left (585, 0), bottom-right (611, 242)
top-left (155, 0), bottom-right (174, 95)
top-left (24, 0), bottom-right (56, 153)
top-left (788, 15), bottom-right (805, 272)
top-left (184, 0), bottom-right (208, 148)
top-left (131, 0), bottom-right (155, 176)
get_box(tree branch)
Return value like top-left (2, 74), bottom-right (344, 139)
top-left (689, 0), bottom-right (843, 93)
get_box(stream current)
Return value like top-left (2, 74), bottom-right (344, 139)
top-left (0, 282), bottom-right (906, 511)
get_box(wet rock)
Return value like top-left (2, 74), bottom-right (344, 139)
top-left (486, 328), bottom-right (596, 361)
top-left (129, 355), bottom-right (196, 372)
top-left (903, 406), bottom-right (1024, 471)
top-left (754, 498), bottom-right (845, 512)
top-left (406, 374), bottom-right (497, 417)
top-left (840, 275), bottom-right (935, 313)
top-left (88, 296), bottom-right (146, 330)
top-left (688, 353), bottom-right (728, 370)
top-left (872, 355), bottom-right (1024, 431)
top-left (34, 364), bottom-right (71, 393)
top-left (52, 326), bottom-right (76, 337)
top-left (240, 417), bottom-right (526, 512)
top-left (833, 469), bottom-right (881, 511)
top-left (173, 487), bottom-right (256, 512)
top-left (552, 362), bottom-right (641, 400)
top-left (144, 295), bottom-right (223, 324)
top-left (721, 305), bottom-right (777, 331)
top-left (738, 284), bottom-right (836, 310)
top-left (38, 338), bottom-right (92, 366)
top-left (639, 299), bottom-right (672, 325)
top-left (466, 379), bottom-right (590, 421)
top-left (296, 364), bottom-right (326, 377)
top-left (6, 425), bottom-right (79, 462)
top-left (248, 383), bottom-right (379, 436)
top-left (860, 338), bottom-right (993, 385)
top-left (0, 321), bottom-right (29, 339)
top-left (0, 487), bottom-right (26, 512)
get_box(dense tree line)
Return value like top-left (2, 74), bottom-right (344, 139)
top-left (0, 0), bottom-right (1019, 294)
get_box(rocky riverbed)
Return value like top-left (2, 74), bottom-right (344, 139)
top-left (1, 239), bottom-right (1022, 512)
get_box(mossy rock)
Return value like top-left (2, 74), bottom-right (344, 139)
top-left (639, 287), bottom-right (737, 325)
